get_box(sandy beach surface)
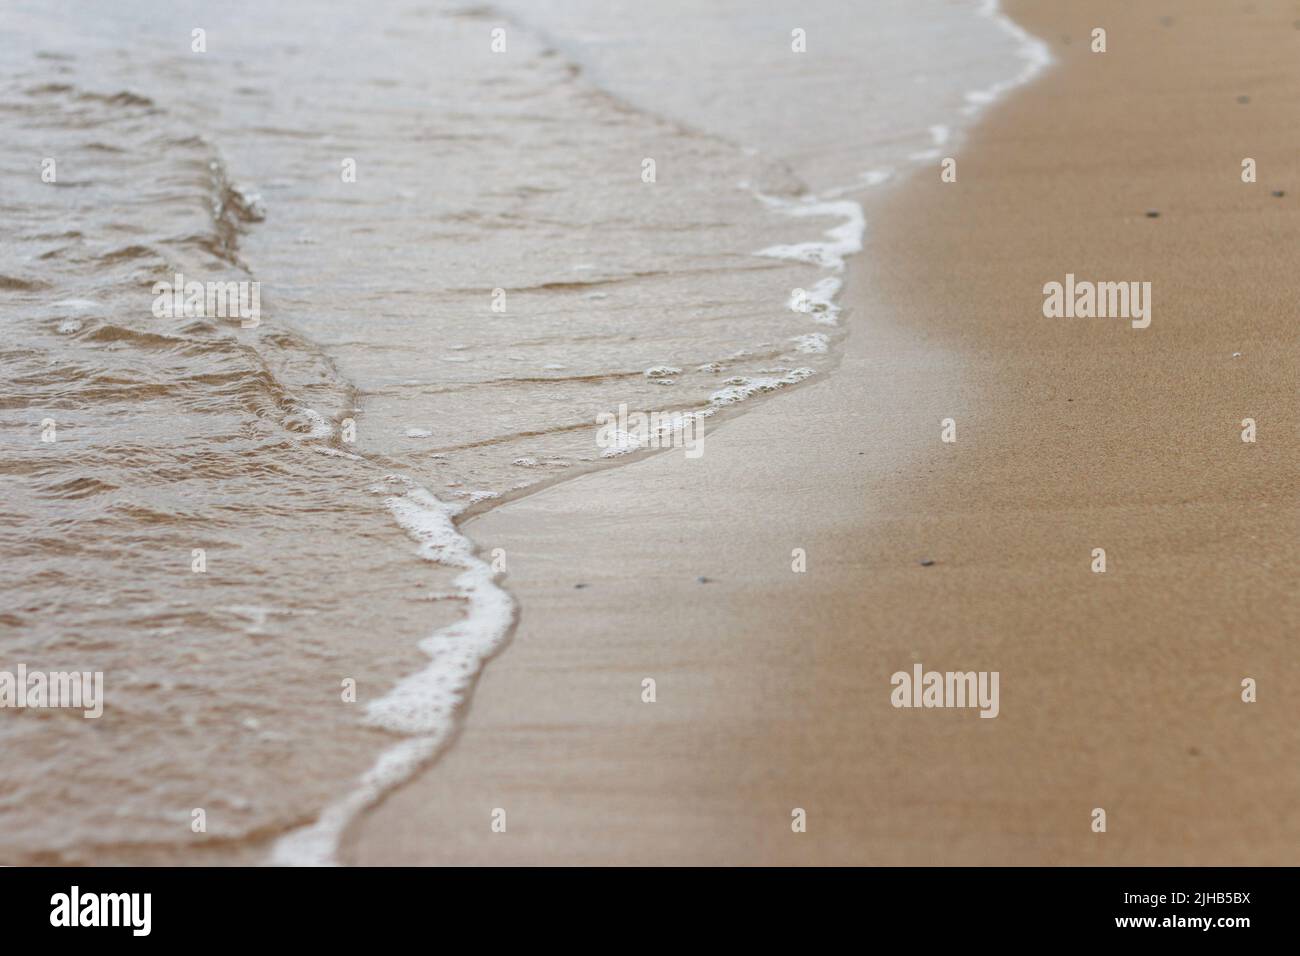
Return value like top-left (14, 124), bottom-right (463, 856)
top-left (346, 0), bottom-right (1300, 865)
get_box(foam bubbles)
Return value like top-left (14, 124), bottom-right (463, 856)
top-left (271, 476), bottom-right (514, 865)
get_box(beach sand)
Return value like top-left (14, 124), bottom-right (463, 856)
top-left (347, 0), bottom-right (1299, 865)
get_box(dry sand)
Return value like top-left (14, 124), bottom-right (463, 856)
top-left (347, 0), bottom-right (1299, 865)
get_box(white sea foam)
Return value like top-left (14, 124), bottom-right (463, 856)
top-left (597, 363), bottom-right (818, 460)
top-left (790, 332), bottom-right (830, 354)
top-left (964, 0), bottom-right (1054, 116)
top-left (748, 1), bottom-right (1050, 368)
top-left (271, 476), bottom-right (514, 865)
top-left (709, 368), bottom-right (814, 407)
top-left (747, 188), bottom-right (866, 341)
top-left (753, 196), bottom-right (865, 271)
top-left (597, 405), bottom-right (708, 458)
top-left (273, 0), bottom-right (1053, 869)
top-left (787, 276), bottom-right (844, 326)
top-left (908, 124), bottom-right (951, 161)
top-left (300, 408), bottom-right (334, 439)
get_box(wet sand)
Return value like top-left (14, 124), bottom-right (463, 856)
top-left (347, 0), bottom-right (1300, 865)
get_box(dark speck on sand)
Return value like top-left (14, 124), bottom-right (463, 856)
top-left (919, 559), bottom-right (936, 567)
top-left (1145, 209), bottom-right (1160, 218)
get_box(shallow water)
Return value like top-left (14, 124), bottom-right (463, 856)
top-left (0, 0), bottom-right (1044, 862)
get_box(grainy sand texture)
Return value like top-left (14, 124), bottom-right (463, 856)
top-left (349, 0), bottom-right (1299, 865)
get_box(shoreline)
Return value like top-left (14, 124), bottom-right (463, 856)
top-left (266, 2), bottom-right (1039, 866)
top-left (344, 0), bottom-right (1300, 865)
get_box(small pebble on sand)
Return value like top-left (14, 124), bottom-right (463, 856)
top-left (919, 559), bottom-right (936, 567)
top-left (1145, 209), bottom-right (1160, 218)
top-left (574, 583), bottom-right (589, 589)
